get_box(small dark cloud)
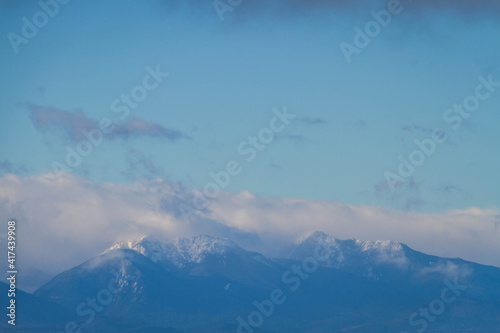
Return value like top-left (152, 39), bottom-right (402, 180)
top-left (274, 116), bottom-right (325, 144)
top-left (354, 120), bottom-right (367, 130)
top-left (122, 149), bottom-right (166, 180)
top-left (400, 124), bottom-right (456, 146)
top-left (0, 160), bottom-right (29, 175)
top-left (112, 117), bottom-right (189, 141)
top-left (401, 124), bottom-right (434, 134)
top-left (28, 103), bottom-right (95, 142)
top-left (27, 103), bottom-right (189, 143)
top-left (166, 0), bottom-right (500, 23)
top-left (287, 134), bottom-right (307, 142)
top-left (374, 177), bottom-right (425, 211)
top-left (431, 184), bottom-right (471, 209)
top-left (277, 134), bottom-right (307, 143)
top-left (216, 0), bottom-right (374, 23)
top-left (296, 116), bottom-right (327, 126)
top-left (439, 184), bottom-right (460, 194)
top-left (459, 120), bottom-right (478, 134)
top-left (157, 0), bottom-right (359, 23)
top-left (269, 162), bottom-right (282, 170)
top-left (37, 86), bottom-right (46, 97)
top-left (407, 0), bottom-right (500, 19)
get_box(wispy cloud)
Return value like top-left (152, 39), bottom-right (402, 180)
top-left (418, 260), bottom-right (473, 281)
top-left (27, 103), bottom-right (189, 143)
top-left (374, 177), bottom-right (425, 211)
top-left (272, 116), bottom-right (326, 143)
top-left (401, 124), bottom-right (434, 134)
top-left (168, 0), bottom-right (500, 23)
top-left (28, 104), bottom-right (94, 141)
top-left (0, 160), bottom-right (29, 175)
top-left (405, 0), bottom-right (500, 19)
top-left (273, 0), bottom-right (500, 18)
top-left (277, 134), bottom-right (307, 143)
top-left (354, 120), bottom-right (367, 130)
top-left (122, 149), bottom-right (166, 180)
top-left (112, 117), bottom-right (189, 141)
top-left (438, 184), bottom-right (461, 194)
top-left (296, 116), bottom-right (327, 126)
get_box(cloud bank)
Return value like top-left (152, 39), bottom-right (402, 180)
top-left (0, 173), bottom-right (498, 275)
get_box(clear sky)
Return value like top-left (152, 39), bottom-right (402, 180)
top-left (0, 0), bottom-right (499, 272)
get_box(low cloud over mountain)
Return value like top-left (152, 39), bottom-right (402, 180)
top-left (0, 173), bottom-right (498, 275)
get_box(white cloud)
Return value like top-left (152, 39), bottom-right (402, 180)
top-left (418, 260), bottom-right (473, 280)
top-left (0, 173), bottom-right (498, 275)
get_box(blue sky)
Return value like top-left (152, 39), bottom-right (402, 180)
top-left (1, 0), bottom-right (500, 272)
top-left (0, 0), bottom-right (499, 231)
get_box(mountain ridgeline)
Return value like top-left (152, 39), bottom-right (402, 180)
top-left (5, 232), bottom-right (500, 332)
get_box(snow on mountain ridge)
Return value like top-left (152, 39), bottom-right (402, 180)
top-left (299, 231), bottom-right (402, 250)
top-left (299, 231), bottom-right (404, 254)
top-left (173, 235), bottom-right (239, 263)
top-left (296, 231), bottom-right (408, 268)
top-left (292, 231), bottom-right (345, 267)
top-left (106, 232), bottom-right (408, 270)
top-left (356, 239), bottom-right (404, 252)
top-left (106, 235), bottom-right (240, 267)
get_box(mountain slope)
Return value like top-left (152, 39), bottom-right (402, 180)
top-left (33, 232), bottom-right (500, 333)
top-left (35, 247), bottom-right (275, 330)
top-left (0, 281), bottom-right (75, 333)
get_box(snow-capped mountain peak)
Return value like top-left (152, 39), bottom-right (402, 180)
top-left (292, 231), bottom-right (408, 271)
top-left (297, 230), bottom-right (339, 245)
top-left (106, 235), bottom-right (240, 267)
top-left (356, 239), bottom-right (403, 253)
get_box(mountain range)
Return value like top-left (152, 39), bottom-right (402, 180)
top-left (3, 232), bottom-right (500, 332)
